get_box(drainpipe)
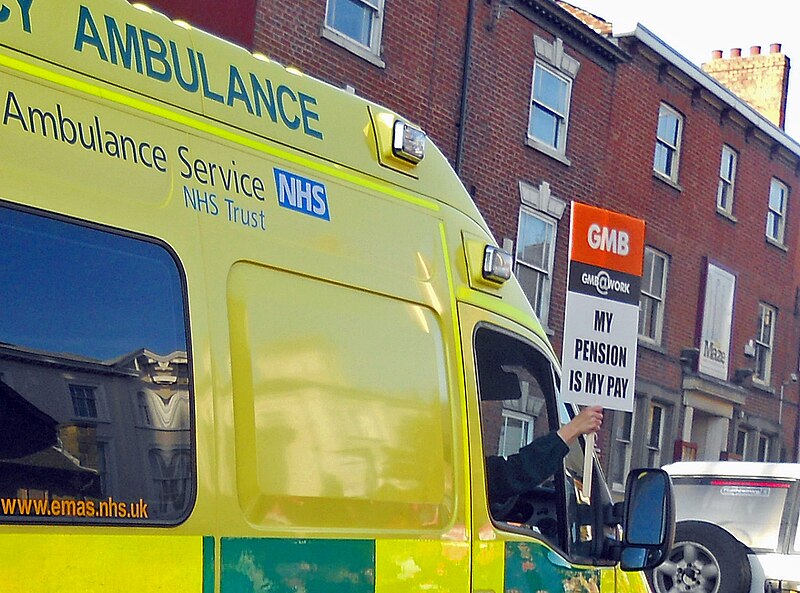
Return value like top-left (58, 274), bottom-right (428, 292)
top-left (455, 0), bottom-right (476, 176)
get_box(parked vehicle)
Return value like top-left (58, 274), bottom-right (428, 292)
top-left (652, 462), bottom-right (800, 593)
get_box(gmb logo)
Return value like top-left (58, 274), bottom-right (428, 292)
top-left (0, 0), bottom-right (33, 33)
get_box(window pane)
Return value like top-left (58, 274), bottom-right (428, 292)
top-left (517, 213), bottom-right (553, 269)
top-left (0, 204), bottom-right (192, 525)
top-left (516, 212), bottom-right (554, 324)
top-left (673, 478), bottom-right (788, 550)
top-left (651, 252), bottom-right (665, 292)
top-left (718, 180), bottom-right (732, 211)
top-left (327, 0), bottom-right (375, 47)
top-left (648, 406), bottom-right (662, 448)
top-left (657, 110), bottom-right (679, 144)
top-left (517, 265), bottom-right (546, 319)
top-left (735, 430), bottom-right (747, 457)
top-left (767, 212), bottom-right (781, 240)
top-left (755, 304), bottom-right (775, 382)
top-left (500, 416), bottom-right (530, 457)
top-left (529, 105), bottom-right (560, 147)
top-left (534, 66), bottom-right (568, 113)
top-left (639, 248), bottom-right (667, 342)
top-left (638, 296), bottom-right (655, 338)
top-left (641, 252), bottom-right (654, 292)
top-left (757, 436), bottom-right (770, 462)
top-left (654, 142), bottom-right (673, 176)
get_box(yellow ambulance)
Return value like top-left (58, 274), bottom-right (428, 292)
top-left (0, 0), bottom-right (672, 591)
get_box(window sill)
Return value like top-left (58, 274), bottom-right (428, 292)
top-left (653, 170), bottom-right (683, 192)
top-left (321, 27), bottom-right (385, 68)
top-left (525, 137), bottom-right (571, 166)
top-left (69, 416), bottom-right (110, 425)
top-left (716, 208), bottom-right (738, 224)
top-left (751, 380), bottom-right (775, 395)
top-left (638, 338), bottom-right (667, 355)
top-left (766, 236), bottom-right (788, 252)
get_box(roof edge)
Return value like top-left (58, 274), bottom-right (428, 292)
top-left (617, 24), bottom-right (800, 160)
top-left (514, 0), bottom-right (629, 65)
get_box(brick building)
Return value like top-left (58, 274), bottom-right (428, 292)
top-left (135, 0), bottom-right (800, 478)
top-left (600, 25), bottom-right (800, 482)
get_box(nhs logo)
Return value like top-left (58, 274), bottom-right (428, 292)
top-left (273, 168), bottom-right (330, 221)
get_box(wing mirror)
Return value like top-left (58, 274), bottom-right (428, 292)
top-left (619, 468), bottom-right (675, 571)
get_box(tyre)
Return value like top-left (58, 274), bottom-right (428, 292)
top-left (649, 520), bottom-right (751, 593)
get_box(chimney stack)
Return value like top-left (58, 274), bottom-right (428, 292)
top-left (702, 43), bottom-right (791, 129)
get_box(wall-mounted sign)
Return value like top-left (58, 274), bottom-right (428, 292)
top-left (698, 263), bottom-right (736, 380)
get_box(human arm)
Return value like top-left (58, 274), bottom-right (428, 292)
top-left (486, 406), bottom-right (604, 504)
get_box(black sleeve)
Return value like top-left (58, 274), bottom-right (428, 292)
top-left (485, 431), bottom-right (569, 505)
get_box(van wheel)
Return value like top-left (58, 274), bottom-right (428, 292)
top-left (649, 521), bottom-right (750, 593)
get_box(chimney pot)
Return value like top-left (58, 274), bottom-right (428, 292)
top-left (730, 47), bottom-right (741, 57)
top-left (711, 49), bottom-right (723, 59)
top-left (750, 45), bottom-right (761, 55)
top-left (770, 43), bottom-right (782, 54)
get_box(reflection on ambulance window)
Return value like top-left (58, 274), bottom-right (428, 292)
top-left (475, 327), bottom-right (562, 541)
top-left (0, 204), bottom-right (193, 524)
top-left (475, 326), bottom-right (599, 559)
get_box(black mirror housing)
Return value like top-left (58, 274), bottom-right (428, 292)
top-left (619, 468), bottom-right (675, 571)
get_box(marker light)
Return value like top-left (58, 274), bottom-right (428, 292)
top-left (766, 580), bottom-right (800, 593)
top-left (392, 120), bottom-right (426, 164)
top-left (483, 245), bottom-right (513, 283)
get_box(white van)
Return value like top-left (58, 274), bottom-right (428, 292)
top-left (653, 462), bottom-right (800, 593)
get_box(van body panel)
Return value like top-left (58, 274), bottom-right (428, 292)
top-left (0, 533), bottom-right (203, 591)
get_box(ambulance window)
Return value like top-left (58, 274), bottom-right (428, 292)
top-left (475, 326), bottom-right (607, 561)
top-left (0, 204), bottom-right (193, 525)
top-left (476, 328), bottom-right (562, 538)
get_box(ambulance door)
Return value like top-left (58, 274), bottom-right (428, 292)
top-left (459, 303), bottom-right (618, 593)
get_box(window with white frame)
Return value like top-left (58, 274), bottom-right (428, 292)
top-left (767, 178), bottom-right (788, 244)
top-left (323, 0), bottom-right (384, 66)
top-left (69, 384), bottom-right (98, 419)
top-left (757, 434), bottom-right (771, 462)
top-left (754, 303), bottom-right (776, 384)
top-left (717, 145), bottom-right (737, 215)
top-left (497, 410), bottom-right (535, 458)
top-left (639, 247), bottom-right (668, 344)
top-left (653, 103), bottom-right (683, 182)
top-left (646, 403), bottom-right (665, 467)
top-left (610, 410), bottom-right (634, 491)
top-left (735, 428), bottom-right (748, 460)
top-left (138, 391), bottom-right (152, 426)
top-left (96, 441), bottom-right (110, 496)
top-left (149, 448), bottom-right (192, 518)
top-left (528, 63), bottom-right (571, 153)
top-left (516, 209), bottom-right (556, 327)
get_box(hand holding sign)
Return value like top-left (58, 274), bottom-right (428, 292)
top-left (557, 405), bottom-right (604, 444)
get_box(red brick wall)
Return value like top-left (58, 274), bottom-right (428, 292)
top-left (249, 0), bottom-right (468, 164)
top-left (139, 0), bottom-right (257, 48)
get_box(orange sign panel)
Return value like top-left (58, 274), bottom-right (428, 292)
top-left (569, 202), bottom-right (646, 276)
